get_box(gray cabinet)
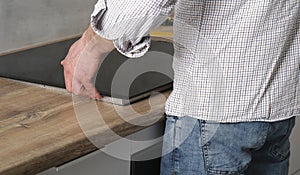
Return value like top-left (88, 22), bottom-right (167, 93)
top-left (39, 122), bottom-right (165, 175)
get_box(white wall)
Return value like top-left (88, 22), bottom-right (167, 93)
top-left (0, 0), bottom-right (97, 55)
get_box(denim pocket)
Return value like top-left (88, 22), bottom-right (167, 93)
top-left (200, 121), bottom-right (262, 175)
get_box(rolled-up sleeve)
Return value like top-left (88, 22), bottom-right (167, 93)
top-left (90, 0), bottom-right (176, 58)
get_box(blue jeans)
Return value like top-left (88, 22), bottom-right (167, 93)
top-left (160, 115), bottom-right (296, 175)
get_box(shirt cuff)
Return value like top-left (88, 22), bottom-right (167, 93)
top-left (113, 36), bottom-right (151, 58)
top-left (90, 0), bottom-right (173, 58)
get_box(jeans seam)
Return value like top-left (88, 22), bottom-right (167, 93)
top-left (172, 116), bottom-right (178, 174)
top-left (200, 120), bottom-right (211, 174)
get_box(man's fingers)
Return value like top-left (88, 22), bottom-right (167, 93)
top-left (93, 90), bottom-right (102, 100)
top-left (83, 82), bottom-right (102, 100)
top-left (65, 79), bottom-right (72, 92)
top-left (61, 61), bottom-right (73, 92)
top-left (72, 79), bottom-right (101, 100)
top-left (72, 79), bottom-right (84, 95)
top-left (64, 70), bottom-right (72, 92)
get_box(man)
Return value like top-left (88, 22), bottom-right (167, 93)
top-left (61, 1), bottom-right (299, 174)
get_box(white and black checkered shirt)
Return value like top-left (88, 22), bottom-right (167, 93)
top-left (91, 0), bottom-right (300, 122)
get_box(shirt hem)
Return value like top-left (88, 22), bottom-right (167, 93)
top-left (165, 108), bottom-right (300, 123)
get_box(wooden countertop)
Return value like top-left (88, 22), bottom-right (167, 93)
top-left (0, 78), bottom-right (170, 175)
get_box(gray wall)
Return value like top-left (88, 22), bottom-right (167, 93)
top-left (290, 119), bottom-right (300, 174)
top-left (0, 0), bottom-right (97, 55)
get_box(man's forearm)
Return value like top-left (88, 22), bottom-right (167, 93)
top-left (81, 25), bottom-right (115, 56)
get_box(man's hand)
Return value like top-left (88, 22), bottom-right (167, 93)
top-left (61, 26), bottom-right (114, 100)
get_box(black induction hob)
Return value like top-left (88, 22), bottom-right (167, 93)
top-left (0, 38), bottom-right (174, 105)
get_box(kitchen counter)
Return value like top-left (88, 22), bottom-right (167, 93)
top-left (0, 78), bottom-right (169, 175)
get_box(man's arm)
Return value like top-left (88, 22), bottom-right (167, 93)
top-left (61, 0), bottom-right (176, 99)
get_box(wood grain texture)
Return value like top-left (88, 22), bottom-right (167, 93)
top-left (0, 78), bottom-right (170, 175)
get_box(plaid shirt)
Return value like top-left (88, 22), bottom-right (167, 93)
top-left (91, 0), bottom-right (300, 122)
